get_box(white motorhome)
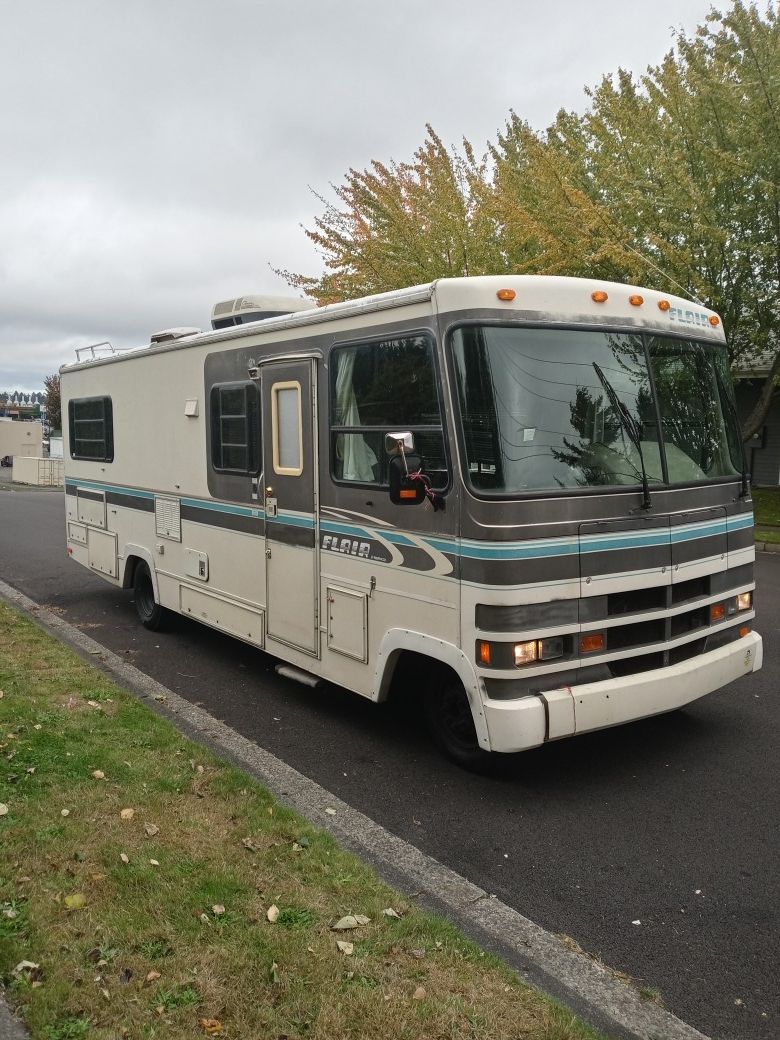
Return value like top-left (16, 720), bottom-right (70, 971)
top-left (61, 276), bottom-right (762, 769)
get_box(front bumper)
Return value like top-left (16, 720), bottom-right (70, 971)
top-left (482, 631), bottom-right (763, 753)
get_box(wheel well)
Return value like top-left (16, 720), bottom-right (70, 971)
top-left (382, 650), bottom-right (460, 704)
top-left (122, 554), bottom-right (149, 590)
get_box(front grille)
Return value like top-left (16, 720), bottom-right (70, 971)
top-left (607, 618), bottom-right (666, 650)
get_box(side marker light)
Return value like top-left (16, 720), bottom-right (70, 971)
top-left (580, 633), bottom-right (604, 653)
top-left (591, 290), bottom-right (608, 303)
top-left (496, 288), bottom-right (516, 301)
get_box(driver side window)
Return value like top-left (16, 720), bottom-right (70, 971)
top-left (330, 335), bottom-right (448, 489)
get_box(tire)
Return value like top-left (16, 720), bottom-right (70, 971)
top-left (424, 674), bottom-right (496, 774)
top-left (132, 560), bottom-right (166, 631)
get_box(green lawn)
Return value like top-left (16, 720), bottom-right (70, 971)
top-left (752, 487), bottom-right (780, 527)
top-left (0, 602), bottom-right (607, 1040)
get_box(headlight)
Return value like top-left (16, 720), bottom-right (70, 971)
top-left (737, 591), bottom-right (753, 612)
top-left (513, 637), bottom-right (564, 667)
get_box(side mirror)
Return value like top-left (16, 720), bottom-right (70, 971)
top-left (388, 452), bottom-right (426, 505)
top-left (385, 431), bottom-right (415, 455)
top-left (385, 432), bottom-right (424, 505)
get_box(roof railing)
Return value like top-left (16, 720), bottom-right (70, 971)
top-left (74, 341), bottom-right (117, 362)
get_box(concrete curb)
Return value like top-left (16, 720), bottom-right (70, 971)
top-left (0, 988), bottom-right (29, 1040)
top-left (0, 578), bottom-right (709, 1040)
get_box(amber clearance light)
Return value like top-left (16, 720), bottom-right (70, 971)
top-left (629, 294), bottom-right (644, 307)
top-left (709, 315), bottom-right (721, 327)
top-left (658, 299), bottom-right (671, 312)
top-left (591, 290), bottom-right (608, 303)
top-left (496, 288), bottom-right (516, 301)
top-left (580, 633), bottom-right (605, 653)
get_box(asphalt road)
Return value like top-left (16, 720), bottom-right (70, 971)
top-left (1, 487), bottom-right (777, 1040)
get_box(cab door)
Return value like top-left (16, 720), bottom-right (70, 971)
top-left (261, 358), bottom-right (319, 655)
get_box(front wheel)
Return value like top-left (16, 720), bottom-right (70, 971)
top-left (424, 674), bottom-right (495, 773)
top-left (133, 560), bottom-right (167, 631)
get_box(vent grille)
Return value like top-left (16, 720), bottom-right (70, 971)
top-left (155, 496), bottom-right (181, 541)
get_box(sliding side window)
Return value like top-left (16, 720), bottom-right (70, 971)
top-left (69, 396), bottom-right (114, 462)
top-left (210, 381), bottom-right (261, 474)
top-left (330, 334), bottom-right (448, 488)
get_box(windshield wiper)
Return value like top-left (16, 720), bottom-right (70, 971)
top-left (714, 365), bottom-right (749, 498)
top-left (593, 363), bottom-right (652, 510)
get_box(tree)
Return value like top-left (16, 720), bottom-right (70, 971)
top-left (278, 126), bottom-right (503, 302)
top-left (287, 3), bottom-right (779, 437)
top-left (44, 374), bottom-right (61, 432)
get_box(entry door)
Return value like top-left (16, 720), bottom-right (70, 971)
top-left (261, 358), bottom-right (319, 654)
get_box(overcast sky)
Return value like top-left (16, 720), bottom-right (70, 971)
top-left (1, 0), bottom-right (719, 391)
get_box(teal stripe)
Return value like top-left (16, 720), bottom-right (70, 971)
top-left (65, 477), bottom-right (754, 561)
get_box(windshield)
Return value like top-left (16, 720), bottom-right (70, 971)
top-left (450, 325), bottom-right (742, 495)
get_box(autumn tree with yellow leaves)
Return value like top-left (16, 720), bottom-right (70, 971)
top-left (286, 2), bottom-right (779, 437)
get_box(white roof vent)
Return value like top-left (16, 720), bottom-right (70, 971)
top-left (150, 326), bottom-right (202, 345)
top-left (210, 294), bottom-right (312, 330)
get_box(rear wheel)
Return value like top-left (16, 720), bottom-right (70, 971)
top-left (424, 673), bottom-right (495, 773)
top-left (133, 560), bottom-right (166, 631)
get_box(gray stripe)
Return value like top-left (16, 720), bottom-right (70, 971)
top-left (582, 544), bottom-right (670, 579)
top-left (267, 521), bottom-right (315, 548)
top-left (180, 503), bottom-right (264, 536)
top-left (672, 535), bottom-right (726, 566)
top-left (106, 490), bottom-right (155, 513)
top-left (460, 555), bottom-right (578, 586)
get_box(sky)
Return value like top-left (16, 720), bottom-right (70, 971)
top-left (0, 0), bottom-right (720, 391)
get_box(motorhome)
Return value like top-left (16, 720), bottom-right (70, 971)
top-left (61, 276), bottom-right (762, 769)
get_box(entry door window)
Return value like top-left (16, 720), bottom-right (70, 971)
top-left (272, 381), bottom-right (303, 475)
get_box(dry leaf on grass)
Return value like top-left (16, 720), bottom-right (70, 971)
top-left (266, 904), bottom-right (279, 923)
top-left (120, 808), bottom-right (135, 820)
top-left (120, 853), bottom-right (129, 864)
top-left (64, 893), bottom-right (87, 910)
top-left (212, 904), bottom-right (225, 916)
top-left (333, 914), bottom-right (370, 930)
top-left (382, 907), bottom-right (401, 918)
top-left (149, 859), bottom-right (160, 867)
top-left (0, 803), bottom-right (8, 817)
top-left (413, 986), bottom-right (427, 1000)
top-left (60, 809), bottom-right (70, 817)
top-left (336, 940), bottom-right (354, 955)
top-left (144, 823), bottom-right (159, 837)
top-left (144, 970), bottom-right (161, 985)
top-left (198, 1020), bottom-right (222, 1035)
top-left (91, 770), bottom-right (105, 780)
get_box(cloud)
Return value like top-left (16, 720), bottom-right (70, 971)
top-left (0, 0), bottom-right (716, 389)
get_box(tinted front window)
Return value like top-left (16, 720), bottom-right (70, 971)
top-left (331, 335), bottom-right (447, 488)
top-left (648, 338), bottom-right (741, 481)
top-left (451, 326), bottom-right (744, 495)
top-left (452, 326), bottom-right (656, 493)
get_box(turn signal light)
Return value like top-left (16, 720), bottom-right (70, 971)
top-left (496, 288), bottom-right (516, 301)
top-left (591, 290), bottom-right (608, 303)
top-left (739, 625), bottom-right (750, 638)
top-left (580, 633), bottom-right (605, 654)
top-left (477, 641), bottom-right (492, 666)
top-left (628, 294), bottom-right (644, 307)
top-left (658, 299), bottom-right (671, 312)
top-left (710, 603), bottom-right (726, 622)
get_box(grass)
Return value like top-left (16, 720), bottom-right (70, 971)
top-left (752, 486), bottom-right (780, 527)
top-left (0, 601), bottom-right (608, 1040)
